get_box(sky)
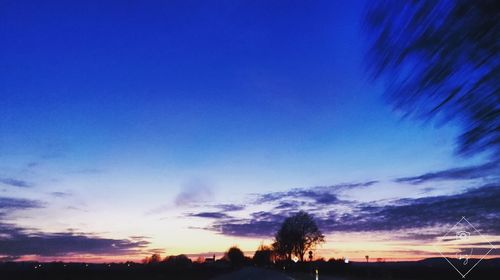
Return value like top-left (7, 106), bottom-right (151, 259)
top-left (0, 0), bottom-right (498, 262)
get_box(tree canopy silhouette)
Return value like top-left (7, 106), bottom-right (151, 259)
top-left (273, 211), bottom-right (324, 262)
top-left (163, 254), bottom-right (192, 267)
top-left (253, 245), bottom-right (274, 266)
top-left (365, 0), bottom-right (499, 159)
top-left (142, 253), bottom-right (161, 264)
top-left (225, 246), bottom-right (245, 267)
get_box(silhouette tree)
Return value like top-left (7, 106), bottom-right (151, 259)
top-left (163, 254), bottom-right (192, 266)
top-left (273, 211), bottom-right (325, 262)
top-left (365, 255), bottom-right (369, 263)
top-left (142, 253), bottom-right (162, 264)
top-left (253, 245), bottom-right (274, 266)
top-left (225, 246), bottom-right (245, 267)
top-left (365, 0), bottom-right (499, 159)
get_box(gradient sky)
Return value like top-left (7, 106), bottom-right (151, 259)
top-left (0, 0), bottom-right (498, 262)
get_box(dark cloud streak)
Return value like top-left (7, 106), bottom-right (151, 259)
top-left (0, 177), bottom-right (33, 188)
top-left (0, 223), bottom-right (149, 258)
top-left (395, 162), bottom-right (499, 184)
top-left (255, 180), bottom-right (378, 205)
top-left (0, 197), bottom-right (43, 212)
top-left (214, 204), bottom-right (245, 212)
top-left (188, 212), bottom-right (231, 219)
top-left (50, 192), bottom-right (71, 198)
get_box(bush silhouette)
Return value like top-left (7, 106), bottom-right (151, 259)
top-left (164, 254), bottom-right (192, 267)
top-left (142, 253), bottom-right (161, 264)
top-left (225, 246), bottom-right (245, 267)
top-left (253, 245), bottom-right (273, 266)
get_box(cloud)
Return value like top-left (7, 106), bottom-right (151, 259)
top-left (214, 204), bottom-right (245, 212)
top-left (0, 255), bottom-right (20, 261)
top-left (210, 219), bottom-right (281, 237)
top-left (50, 192), bottom-right (71, 198)
top-left (393, 232), bottom-right (444, 241)
top-left (255, 180), bottom-right (377, 205)
top-left (466, 241), bottom-right (500, 246)
top-left (322, 184), bottom-right (500, 234)
top-left (0, 197), bottom-right (116, 261)
top-left (204, 183), bottom-right (500, 238)
top-left (395, 161), bottom-right (499, 184)
top-left (457, 247), bottom-right (500, 256)
top-left (273, 200), bottom-right (307, 210)
top-left (0, 223), bottom-right (149, 258)
top-left (0, 177), bottom-right (33, 188)
top-left (174, 179), bottom-right (213, 207)
top-left (26, 162), bottom-right (39, 169)
top-left (188, 212), bottom-right (231, 219)
top-left (0, 197), bottom-right (145, 261)
top-left (208, 212), bottom-right (288, 237)
top-left (0, 197), bottom-right (43, 212)
top-left (129, 235), bottom-right (151, 240)
top-left (195, 181), bottom-right (378, 237)
top-left (184, 169), bottom-right (497, 239)
top-left (67, 168), bottom-right (105, 175)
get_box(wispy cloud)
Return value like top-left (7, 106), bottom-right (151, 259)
top-left (187, 212), bottom-right (231, 219)
top-left (0, 197), bottom-right (43, 212)
top-left (321, 184), bottom-right (500, 233)
top-left (395, 161), bottom-right (499, 184)
top-left (210, 219), bottom-right (282, 237)
top-left (458, 247), bottom-right (500, 256)
top-left (466, 241), bottom-right (500, 246)
top-left (0, 177), bottom-right (33, 188)
top-left (174, 179), bottom-right (212, 207)
top-left (26, 162), bottom-right (39, 169)
top-left (0, 223), bottom-right (149, 259)
top-left (67, 168), bottom-right (105, 175)
top-left (214, 204), bottom-right (245, 212)
top-left (255, 180), bottom-right (378, 205)
top-left (50, 191), bottom-right (71, 198)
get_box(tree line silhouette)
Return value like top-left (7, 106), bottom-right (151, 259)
top-left (142, 211), bottom-right (325, 266)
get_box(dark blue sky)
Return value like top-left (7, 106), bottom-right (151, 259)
top-left (1, 0), bottom-right (463, 174)
top-left (0, 0), bottom-right (491, 261)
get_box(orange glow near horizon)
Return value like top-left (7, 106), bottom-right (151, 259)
top-left (12, 233), bottom-right (499, 263)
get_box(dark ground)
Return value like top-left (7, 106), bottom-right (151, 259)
top-left (0, 258), bottom-right (498, 280)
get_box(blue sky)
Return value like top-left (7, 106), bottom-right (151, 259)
top-left (0, 1), bottom-right (496, 261)
top-left (1, 0), bottom-right (463, 184)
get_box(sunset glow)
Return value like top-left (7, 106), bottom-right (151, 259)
top-left (0, 0), bottom-right (498, 267)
